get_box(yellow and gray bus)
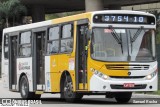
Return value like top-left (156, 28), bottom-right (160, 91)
top-left (1, 10), bottom-right (157, 103)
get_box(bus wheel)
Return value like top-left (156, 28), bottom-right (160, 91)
top-left (20, 76), bottom-right (41, 99)
top-left (62, 75), bottom-right (83, 102)
top-left (115, 92), bottom-right (132, 103)
top-left (33, 94), bottom-right (41, 99)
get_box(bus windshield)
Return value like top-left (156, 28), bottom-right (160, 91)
top-left (91, 28), bottom-right (155, 62)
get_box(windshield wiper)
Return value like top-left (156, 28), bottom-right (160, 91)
top-left (109, 27), bottom-right (123, 54)
top-left (130, 26), bottom-right (144, 53)
top-left (129, 30), bottom-right (133, 53)
top-left (131, 26), bottom-right (143, 42)
top-left (110, 28), bottom-right (121, 44)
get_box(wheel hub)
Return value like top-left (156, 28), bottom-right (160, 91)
top-left (21, 80), bottom-right (27, 96)
top-left (64, 81), bottom-right (73, 98)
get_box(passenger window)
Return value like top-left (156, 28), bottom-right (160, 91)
top-left (19, 31), bottom-right (31, 57)
top-left (47, 41), bottom-right (59, 54)
top-left (62, 24), bottom-right (72, 38)
top-left (49, 27), bottom-right (59, 40)
top-left (60, 24), bottom-right (73, 53)
top-left (19, 44), bottom-right (31, 57)
top-left (20, 31), bottom-right (31, 44)
top-left (61, 39), bottom-right (73, 53)
top-left (4, 35), bottom-right (9, 59)
top-left (47, 26), bottom-right (60, 54)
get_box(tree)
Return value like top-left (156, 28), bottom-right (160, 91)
top-left (0, 0), bottom-right (27, 27)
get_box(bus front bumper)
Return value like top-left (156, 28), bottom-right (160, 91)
top-left (90, 74), bottom-right (158, 92)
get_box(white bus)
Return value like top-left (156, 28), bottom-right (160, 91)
top-left (1, 10), bottom-right (157, 103)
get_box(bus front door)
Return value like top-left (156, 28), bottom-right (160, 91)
top-left (9, 36), bottom-right (17, 91)
top-left (76, 22), bottom-right (88, 90)
top-left (33, 32), bottom-right (46, 91)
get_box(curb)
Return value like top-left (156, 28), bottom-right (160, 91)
top-left (133, 93), bottom-right (160, 98)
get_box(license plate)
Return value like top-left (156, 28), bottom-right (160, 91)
top-left (123, 83), bottom-right (135, 88)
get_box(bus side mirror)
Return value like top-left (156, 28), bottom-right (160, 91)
top-left (87, 30), bottom-right (91, 40)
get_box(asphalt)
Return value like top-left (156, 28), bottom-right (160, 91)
top-left (0, 79), bottom-right (160, 107)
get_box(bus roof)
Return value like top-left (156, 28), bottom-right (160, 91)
top-left (3, 12), bottom-right (91, 34)
top-left (3, 10), bottom-right (155, 34)
top-left (93, 10), bottom-right (154, 16)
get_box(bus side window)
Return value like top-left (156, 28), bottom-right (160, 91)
top-left (4, 35), bottom-right (9, 59)
top-left (47, 26), bottom-right (60, 54)
top-left (19, 31), bottom-right (31, 57)
top-left (60, 24), bottom-right (73, 53)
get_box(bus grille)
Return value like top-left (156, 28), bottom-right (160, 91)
top-left (106, 64), bottom-right (149, 70)
top-left (110, 84), bottom-right (147, 89)
top-left (110, 76), bottom-right (145, 79)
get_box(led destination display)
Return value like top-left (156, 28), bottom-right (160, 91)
top-left (93, 14), bottom-right (155, 25)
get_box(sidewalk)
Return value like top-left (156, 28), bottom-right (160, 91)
top-left (133, 93), bottom-right (160, 98)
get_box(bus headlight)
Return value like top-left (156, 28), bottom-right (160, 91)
top-left (92, 69), bottom-right (109, 80)
top-left (145, 71), bottom-right (157, 80)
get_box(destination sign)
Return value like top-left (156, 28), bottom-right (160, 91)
top-left (93, 14), bottom-right (155, 25)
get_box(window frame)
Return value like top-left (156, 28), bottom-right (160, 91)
top-left (18, 31), bottom-right (32, 58)
top-left (3, 34), bottom-right (9, 59)
top-left (46, 25), bottom-right (60, 55)
top-left (46, 22), bottom-right (74, 56)
top-left (60, 23), bottom-right (74, 54)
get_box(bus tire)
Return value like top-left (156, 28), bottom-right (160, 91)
top-left (20, 76), bottom-right (41, 99)
top-left (61, 75), bottom-right (83, 102)
top-left (33, 94), bottom-right (41, 99)
top-left (115, 92), bottom-right (132, 103)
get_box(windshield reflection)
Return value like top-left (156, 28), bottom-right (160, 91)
top-left (91, 28), bottom-right (155, 62)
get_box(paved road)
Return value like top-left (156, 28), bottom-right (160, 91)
top-left (0, 78), bottom-right (160, 107)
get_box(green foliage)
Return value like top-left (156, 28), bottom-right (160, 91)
top-left (12, 3), bottom-right (27, 18)
top-left (0, 19), bottom-right (5, 29)
top-left (45, 14), bottom-right (60, 20)
top-left (149, 10), bottom-right (160, 44)
top-left (0, 0), bottom-right (27, 27)
top-left (156, 29), bottom-right (160, 44)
